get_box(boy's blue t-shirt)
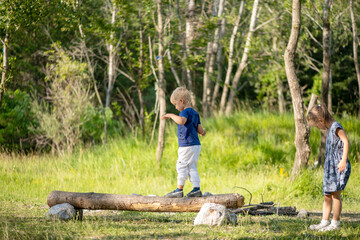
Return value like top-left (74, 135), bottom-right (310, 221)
top-left (178, 108), bottom-right (201, 147)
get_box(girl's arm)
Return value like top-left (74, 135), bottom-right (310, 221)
top-left (162, 113), bottom-right (187, 125)
top-left (336, 128), bottom-right (349, 173)
top-left (197, 124), bottom-right (206, 136)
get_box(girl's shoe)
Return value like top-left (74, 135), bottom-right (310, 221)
top-left (309, 220), bottom-right (330, 231)
top-left (319, 222), bottom-right (340, 232)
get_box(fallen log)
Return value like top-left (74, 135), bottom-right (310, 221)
top-left (47, 191), bottom-right (244, 212)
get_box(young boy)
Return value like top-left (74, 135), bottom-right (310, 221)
top-left (162, 87), bottom-right (206, 198)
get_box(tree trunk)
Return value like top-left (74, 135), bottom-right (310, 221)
top-left (176, 0), bottom-right (186, 86)
top-left (318, 0), bottom-right (332, 167)
top-left (105, 1), bottom-right (117, 109)
top-left (156, 0), bottom-right (166, 163)
top-left (202, 42), bottom-right (213, 116)
top-left (202, 0), bottom-right (224, 115)
top-left (350, 0), bottom-right (360, 118)
top-left (185, 0), bottom-right (196, 106)
top-left (307, 93), bottom-right (319, 115)
top-left (0, 28), bottom-right (9, 110)
top-left (219, 0), bottom-right (245, 114)
top-left (277, 75), bottom-right (286, 114)
top-left (321, 0), bottom-right (331, 108)
top-left (211, 17), bottom-right (226, 111)
top-left (284, 0), bottom-right (311, 178)
top-left (225, 0), bottom-right (259, 116)
top-left (138, 7), bottom-right (145, 136)
top-left (47, 191), bottom-right (245, 212)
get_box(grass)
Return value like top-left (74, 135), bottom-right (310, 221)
top-left (1, 111), bottom-right (360, 239)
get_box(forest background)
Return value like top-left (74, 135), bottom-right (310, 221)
top-left (1, 0), bottom-right (360, 238)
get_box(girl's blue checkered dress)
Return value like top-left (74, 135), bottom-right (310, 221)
top-left (323, 121), bottom-right (351, 195)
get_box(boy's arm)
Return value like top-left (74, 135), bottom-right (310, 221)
top-left (162, 113), bottom-right (187, 125)
top-left (197, 124), bottom-right (206, 136)
top-left (336, 128), bottom-right (349, 173)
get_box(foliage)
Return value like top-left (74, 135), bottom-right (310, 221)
top-left (31, 45), bottom-right (94, 154)
top-left (0, 90), bottom-right (36, 151)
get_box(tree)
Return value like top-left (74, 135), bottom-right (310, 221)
top-left (202, 0), bottom-right (224, 116)
top-left (0, 0), bottom-right (47, 109)
top-left (219, 0), bottom-right (245, 114)
top-left (185, 0), bottom-right (197, 106)
top-left (284, 0), bottom-right (311, 177)
top-left (350, 0), bottom-right (360, 117)
top-left (155, 0), bottom-right (166, 163)
top-left (225, 0), bottom-right (259, 115)
top-left (316, 0), bottom-right (333, 167)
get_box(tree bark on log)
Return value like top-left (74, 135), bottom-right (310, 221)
top-left (47, 191), bottom-right (245, 212)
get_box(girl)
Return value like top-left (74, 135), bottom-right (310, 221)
top-left (307, 105), bottom-right (351, 231)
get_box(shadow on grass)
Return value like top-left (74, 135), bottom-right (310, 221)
top-left (2, 211), bottom-right (360, 239)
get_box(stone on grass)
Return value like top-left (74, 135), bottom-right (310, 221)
top-left (297, 209), bottom-right (308, 218)
top-left (194, 203), bottom-right (237, 226)
top-left (47, 203), bottom-right (76, 221)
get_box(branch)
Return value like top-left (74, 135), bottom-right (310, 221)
top-left (304, 26), bottom-right (322, 48)
top-left (254, 15), bottom-right (281, 32)
top-left (303, 11), bottom-right (323, 30)
top-left (148, 36), bottom-right (159, 82)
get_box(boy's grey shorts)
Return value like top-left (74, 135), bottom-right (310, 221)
top-left (176, 145), bottom-right (201, 187)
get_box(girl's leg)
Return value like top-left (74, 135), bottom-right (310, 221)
top-left (323, 194), bottom-right (332, 220)
top-left (309, 195), bottom-right (332, 230)
top-left (332, 190), bottom-right (342, 220)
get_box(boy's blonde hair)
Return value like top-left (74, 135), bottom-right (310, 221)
top-left (170, 87), bottom-right (192, 105)
top-left (307, 104), bottom-right (334, 127)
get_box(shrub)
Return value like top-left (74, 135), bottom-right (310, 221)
top-left (0, 90), bottom-right (37, 152)
top-left (31, 45), bottom-right (94, 154)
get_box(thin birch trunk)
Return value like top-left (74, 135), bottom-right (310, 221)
top-left (225, 0), bottom-right (259, 116)
top-left (211, 17), bottom-right (226, 111)
top-left (277, 75), bottom-right (286, 113)
top-left (138, 6), bottom-right (145, 136)
top-left (0, 26), bottom-right (9, 109)
top-left (156, 0), bottom-right (166, 163)
top-left (318, 0), bottom-right (332, 167)
top-left (350, 0), bottom-right (360, 118)
top-left (202, 42), bottom-right (213, 116)
top-left (105, 1), bottom-right (117, 108)
top-left (186, 0), bottom-right (196, 106)
top-left (176, 0), bottom-right (187, 85)
top-left (202, 0), bottom-right (224, 115)
top-left (321, 0), bottom-right (331, 107)
top-left (284, 0), bottom-right (311, 178)
top-left (219, 0), bottom-right (245, 114)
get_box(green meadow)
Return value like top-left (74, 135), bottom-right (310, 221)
top-left (1, 111), bottom-right (360, 239)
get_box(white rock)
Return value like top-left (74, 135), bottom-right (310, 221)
top-left (194, 203), bottom-right (236, 226)
top-left (47, 203), bottom-right (76, 221)
top-left (297, 209), bottom-right (308, 218)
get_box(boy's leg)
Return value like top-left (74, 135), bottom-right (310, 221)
top-left (188, 145), bottom-right (201, 188)
top-left (176, 147), bottom-right (192, 187)
top-left (186, 145), bottom-right (202, 197)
